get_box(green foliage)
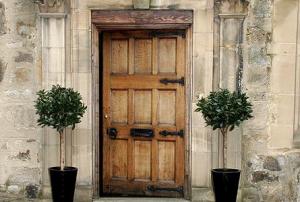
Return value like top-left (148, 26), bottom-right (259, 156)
top-left (195, 89), bottom-right (253, 132)
top-left (35, 85), bottom-right (87, 133)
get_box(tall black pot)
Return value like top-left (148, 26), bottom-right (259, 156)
top-left (211, 168), bottom-right (240, 202)
top-left (49, 167), bottom-right (78, 202)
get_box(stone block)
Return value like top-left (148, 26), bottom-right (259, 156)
top-left (251, 171), bottom-right (279, 183)
top-left (247, 46), bottom-right (270, 67)
top-left (271, 55), bottom-right (296, 94)
top-left (270, 124), bottom-right (293, 149)
top-left (73, 129), bottom-right (92, 147)
top-left (251, 0), bottom-right (272, 18)
top-left (72, 29), bottom-right (90, 49)
top-left (272, 94), bottom-right (294, 125)
top-left (192, 127), bottom-right (210, 152)
top-left (270, 43), bottom-right (296, 55)
top-left (273, 0), bottom-right (298, 43)
top-left (16, 20), bottom-right (35, 38)
top-left (7, 167), bottom-right (40, 186)
top-left (192, 152), bottom-right (211, 186)
top-left (242, 187), bottom-right (262, 202)
top-left (85, 0), bottom-right (132, 9)
top-left (245, 101), bottom-right (269, 131)
top-left (0, 2), bottom-right (6, 35)
top-left (72, 145), bottom-right (92, 185)
top-left (0, 59), bottom-right (7, 82)
top-left (25, 184), bottom-right (39, 199)
top-left (192, 188), bottom-right (214, 202)
top-left (14, 52), bottom-right (33, 63)
top-left (263, 156), bottom-right (281, 171)
top-left (7, 185), bottom-right (20, 194)
top-left (193, 9), bottom-right (213, 33)
top-left (72, 11), bottom-right (89, 30)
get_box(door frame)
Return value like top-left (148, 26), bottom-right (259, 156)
top-left (91, 10), bottom-right (193, 199)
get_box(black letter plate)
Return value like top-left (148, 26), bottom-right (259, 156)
top-left (130, 128), bottom-right (154, 138)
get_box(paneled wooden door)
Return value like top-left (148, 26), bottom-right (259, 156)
top-left (102, 30), bottom-right (186, 197)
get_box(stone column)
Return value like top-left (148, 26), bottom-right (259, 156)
top-left (36, 0), bottom-right (69, 197)
top-left (213, 0), bottom-right (248, 170)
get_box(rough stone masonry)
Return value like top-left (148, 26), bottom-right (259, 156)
top-left (0, 0), bottom-right (41, 199)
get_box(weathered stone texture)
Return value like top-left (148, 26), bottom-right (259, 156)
top-left (0, 59), bottom-right (7, 82)
top-left (0, 2), bottom-right (6, 35)
top-left (0, 0), bottom-right (41, 199)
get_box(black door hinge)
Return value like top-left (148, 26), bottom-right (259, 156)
top-left (159, 130), bottom-right (184, 137)
top-left (147, 185), bottom-right (184, 194)
top-left (160, 77), bottom-right (184, 86)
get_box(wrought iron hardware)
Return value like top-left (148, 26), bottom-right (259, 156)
top-left (130, 128), bottom-right (154, 138)
top-left (147, 185), bottom-right (183, 193)
top-left (159, 130), bottom-right (184, 137)
top-left (107, 128), bottom-right (118, 139)
top-left (160, 77), bottom-right (184, 86)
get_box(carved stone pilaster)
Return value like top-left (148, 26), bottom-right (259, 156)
top-left (34, 0), bottom-right (69, 14)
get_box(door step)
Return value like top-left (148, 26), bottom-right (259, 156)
top-left (94, 198), bottom-right (189, 202)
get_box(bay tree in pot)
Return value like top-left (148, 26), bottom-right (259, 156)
top-left (195, 89), bottom-right (253, 202)
top-left (35, 85), bottom-right (87, 202)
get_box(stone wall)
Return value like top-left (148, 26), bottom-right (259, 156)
top-left (0, 0), bottom-right (41, 199)
top-left (242, 0), bottom-right (300, 201)
top-left (1, 0), bottom-right (300, 201)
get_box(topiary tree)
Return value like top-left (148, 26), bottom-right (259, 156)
top-left (35, 85), bottom-right (87, 170)
top-left (195, 89), bottom-right (253, 168)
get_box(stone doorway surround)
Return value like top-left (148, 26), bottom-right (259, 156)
top-left (91, 10), bottom-right (193, 199)
top-left (37, 0), bottom-right (219, 201)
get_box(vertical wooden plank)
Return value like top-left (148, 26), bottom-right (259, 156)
top-left (128, 38), bottom-right (135, 75)
top-left (151, 139), bottom-right (158, 182)
top-left (128, 137), bottom-right (134, 181)
top-left (103, 32), bottom-right (112, 185)
top-left (175, 35), bottom-right (185, 185)
top-left (158, 141), bottom-right (176, 181)
top-left (152, 37), bottom-right (158, 75)
top-left (111, 39), bottom-right (128, 74)
top-left (134, 141), bottom-right (152, 180)
top-left (176, 36), bottom-right (185, 77)
top-left (111, 90), bottom-right (128, 124)
top-left (184, 27), bottom-right (192, 199)
top-left (151, 88), bottom-right (158, 182)
top-left (127, 28), bottom-right (134, 179)
top-left (152, 89), bottom-right (158, 126)
top-left (91, 24), bottom-right (100, 197)
top-left (128, 89), bottom-right (134, 125)
top-left (158, 90), bottom-right (176, 126)
top-left (134, 39), bottom-right (152, 74)
top-left (134, 90), bottom-right (152, 124)
top-left (111, 140), bottom-right (128, 178)
top-left (158, 38), bottom-right (176, 74)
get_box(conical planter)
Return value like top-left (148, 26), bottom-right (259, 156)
top-left (211, 169), bottom-right (240, 202)
top-left (49, 167), bottom-right (78, 202)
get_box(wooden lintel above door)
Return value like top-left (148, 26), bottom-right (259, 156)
top-left (91, 10), bottom-right (193, 30)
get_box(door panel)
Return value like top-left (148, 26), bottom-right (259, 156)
top-left (102, 30), bottom-right (186, 197)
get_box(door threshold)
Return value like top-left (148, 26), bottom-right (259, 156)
top-left (94, 198), bottom-right (190, 202)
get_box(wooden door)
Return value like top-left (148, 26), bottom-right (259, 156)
top-left (102, 30), bottom-right (186, 197)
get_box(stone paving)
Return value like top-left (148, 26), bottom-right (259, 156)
top-left (0, 194), bottom-right (192, 202)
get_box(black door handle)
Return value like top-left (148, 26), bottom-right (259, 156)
top-left (107, 128), bottom-right (117, 139)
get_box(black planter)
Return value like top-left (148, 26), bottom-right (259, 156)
top-left (49, 167), bottom-right (78, 202)
top-left (211, 168), bottom-right (240, 202)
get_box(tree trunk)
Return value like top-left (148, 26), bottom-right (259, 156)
top-left (221, 128), bottom-right (228, 168)
top-left (59, 131), bottom-right (65, 171)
